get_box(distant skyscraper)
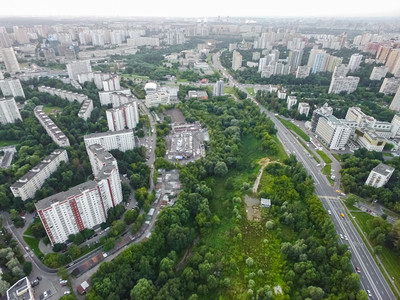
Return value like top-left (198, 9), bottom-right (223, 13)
top-left (287, 50), bottom-right (303, 72)
top-left (312, 52), bottom-right (328, 74)
top-left (232, 50), bottom-right (242, 71)
top-left (348, 53), bottom-right (363, 72)
top-left (1, 48), bottom-right (20, 74)
top-left (213, 79), bottom-right (224, 97)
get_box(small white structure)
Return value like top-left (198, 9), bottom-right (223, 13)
top-left (261, 198), bottom-right (271, 208)
top-left (365, 163), bottom-right (395, 188)
top-left (287, 96), bottom-right (297, 110)
top-left (298, 102), bottom-right (310, 117)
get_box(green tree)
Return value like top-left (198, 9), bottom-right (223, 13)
top-left (130, 278), bottom-right (156, 300)
top-left (214, 161), bottom-right (228, 177)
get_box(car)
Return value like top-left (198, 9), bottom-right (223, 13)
top-left (31, 279), bottom-right (39, 287)
top-left (367, 289), bottom-right (372, 297)
top-left (340, 234), bottom-right (344, 239)
top-left (316, 164), bottom-right (321, 167)
top-left (344, 235), bottom-right (348, 241)
top-left (328, 210), bottom-right (332, 215)
top-left (43, 291), bottom-right (48, 298)
top-left (64, 291), bottom-right (71, 295)
top-left (356, 267), bottom-right (360, 273)
top-left (25, 246), bottom-right (30, 251)
top-left (36, 276), bottom-right (42, 281)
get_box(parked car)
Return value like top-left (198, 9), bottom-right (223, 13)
top-left (31, 279), bottom-right (39, 287)
top-left (356, 267), bottom-right (360, 273)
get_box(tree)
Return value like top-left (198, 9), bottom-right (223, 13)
top-left (0, 280), bottom-right (10, 296)
top-left (23, 261), bottom-right (32, 275)
top-left (124, 209), bottom-right (138, 225)
top-left (111, 220), bottom-right (126, 236)
top-left (214, 161), bottom-right (228, 177)
top-left (130, 278), bottom-right (156, 300)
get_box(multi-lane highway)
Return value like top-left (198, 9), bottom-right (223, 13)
top-left (213, 50), bottom-right (396, 299)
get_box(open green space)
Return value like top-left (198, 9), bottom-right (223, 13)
top-left (276, 117), bottom-right (310, 142)
top-left (42, 105), bottom-right (63, 114)
top-left (223, 86), bottom-right (236, 95)
top-left (0, 140), bottom-right (18, 147)
top-left (316, 150), bottom-right (332, 164)
top-left (245, 87), bottom-right (255, 96)
top-left (120, 74), bottom-right (150, 80)
top-left (23, 235), bottom-right (43, 258)
top-left (332, 153), bottom-right (343, 162)
top-left (383, 152), bottom-right (394, 157)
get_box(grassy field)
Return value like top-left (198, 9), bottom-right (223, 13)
top-left (43, 106), bottom-right (63, 114)
top-left (245, 87), bottom-right (255, 96)
top-left (316, 150), bottom-right (332, 164)
top-left (383, 152), bottom-right (393, 157)
top-left (224, 86), bottom-right (236, 95)
top-left (276, 117), bottom-right (310, 142)
top-left (23, 235), bottom-right (43, 258)
top-left (332, 153), bottom-right (343, 162)
top-left (348, 207), bottom-right (400, 294)
top-left (0, 140), bottom-right (18, 147)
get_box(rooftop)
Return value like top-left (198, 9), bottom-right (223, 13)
top-left (372, 163), bottom-right (395, 176)
top-left (84, 128), bottom-right (134, 139)
top-left (6, 277), bottom-right (33, 300)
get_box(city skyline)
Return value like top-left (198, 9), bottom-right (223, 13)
top-left (0, 0), bottom-right (399, 18)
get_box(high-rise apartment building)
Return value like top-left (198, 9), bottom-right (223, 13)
top-left (103, 76), bottom-right (120, 91)
top-left (311, 103), bottom-right (333, 132)
top-left (328, 76), bottom-right (359, 94)
top-left (298, 102), bottom-right (310, 116)
top-left (315, 115), bottom-right (351, 150)
top-left (36, 145), bottom-right (122, 245)
top-left (106, 101), bottom-right (139, 131)
top-left (1, 47), bottom-right (20, 74)
top-left (311, 51), bottom-right (328, 73)
top-left (296, 66), bottom-right (311, 78)
top-left (287, 96), bottom-right (297, 110)
top-left (348, 53), bottom-right (363, 72)
top-left (213, 79), bottom-right (224, 97)
top-left (232, 51), bottom-right (242, 71)
top-left (99, 89), bottom-right (132, 106)
top-left (380, 77), bottom-right (400, 95)
top-left (287, 50), bottom-right (303, 72)
top-left (386, 49), bottom-right (400, 74)
top-left (369, 66), bottom-right (388, 80)
top-left (66, 60), bottom-right (92, 80)
top-left (93, 72), bottom-right (112, 90)
top-left (10, 150), bottom-right (68, 201)
top-left (84, 129), bottom-right (135, 152)
top-left (365, 163), bottom-right (395, 188)
top-left (78, 99), bottom-right (93, 121)
top-left (0, 78), bottom-right (25, 98)
top-left (0, 97), bottom-right (22, 124)
top-left (376, 45), bottom-right (391, 63)
top-left (332, 64), bottom-right (349, 77)
top-left (389, 86), bottom-right (400, 111)
top-left (34, 106), bottom-right (70, 147)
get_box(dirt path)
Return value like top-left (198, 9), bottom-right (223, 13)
top-left (252, 158), bottom-right (276, 193)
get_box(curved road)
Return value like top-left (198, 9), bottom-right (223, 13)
top-left (213, 50), bottom-right (396, 300)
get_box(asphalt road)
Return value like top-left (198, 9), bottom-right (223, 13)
top-left (212, 50), bottom-right (396, 299)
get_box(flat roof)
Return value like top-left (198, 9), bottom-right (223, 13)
top-left (372, 163), bottom-right (395, 176)
top-left (84, 129), bottom-right (133, 139)
top-left (11, 149), bottom-right (67, 188)
top-left (6, 277), bottom-right (33, 300)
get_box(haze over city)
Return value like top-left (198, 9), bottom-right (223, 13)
top-left (0, 0), bottom-right (399, 18)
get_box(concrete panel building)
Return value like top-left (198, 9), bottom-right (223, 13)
top-left (0, 97), bottom-right (22, 125)
top-left (389, 86), bottom-right (400, 111)
top-left (315, 115), bottom-right (351, 150)
top-left (84, 129), bottom-right (135, 152)
top-left (0, 78), bottom-right (25, 98)
top-left (1, 47), bottom-right (20, 74)
top-left (10, 150), bottom-right (68, 201)
top-left (38, 86), bottom-right (88, 104)
top-left (380, 77), bottom-right (400, 95)
top-left (232, 50), bottom-right (242, 71)
top-left (67, 60), bottom-right (92, 81)
top-left (298, 102), bottom-right (310, 116)
top-left (328, 76), bottom-right (359, 94)
top-left (287, 96), bottom-right (297, 110)
top-left (106, 101), bottom-right (139, 131)
top-left (99, 89), bottom-right (132, 106)
top-left (78, 99), bottom-right (93, 121)
top-left (370, 66), bottom-right (388, 80)
top-left (365, 163), bottom-right (395, 188)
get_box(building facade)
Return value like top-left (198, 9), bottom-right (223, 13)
top-left (0, 78), bottom-right (25, 98)
top-left (328, 76), bottom-right (360, 94)
top-left (365, 163), bottom-right (395, 188)
top-left (106, 101), bottom-right (139, 131)
top-left (287, 96), bottom-right (297, 109)
top-left (315, 115), bottom-right (351, 150)
top-left (66, 60), bottom-right (92, 81)
top-left (99, 89), bottom-right (132, 106)
top-left (348, 53), bottom-right (363, 72)
top-left (38, 86), bottom-right (88, 103)
top-left (232, 50), bottom-right (242, 71)
top-left (380, 77), bottom-right (400, 95)
top-left (78, 99), bottom-right (93, 121)
top-left (298, 102), bottom-right (310, 116)
top-left (0, 97), bottom-right (22, 125)
top-left (84, 129), bottom-right (135, 152)
top-left (370, 66), bottom-right (387, 80)
top-left (213, 79), bottom-right (224, 97)
top-left (1, 47), bottom-right (20, 73)
top-left (10, 150), bottom-right (68, 201)
top-left (389, 86), bottom-right (400, 111)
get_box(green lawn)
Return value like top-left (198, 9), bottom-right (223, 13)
top-left (23, 236), bottom-right (43, 258)
top-left (332, 153), bottom-right (343, 162)
top-left (383, 152), bottom-right (393, 157)
top-left (43, 106), bottom-right (63, 114)
top-left (276, 117), bottom-right (310, 142)
top-left (322, 164), bottom-right (331, 176)
top-left (245, 87), bottom-right (255, 96)
top-left (316, 150), bottom-right (332, 164)
top-left (224, 87), bottom-right (236, 95)
top-left (0, 140), bottom-right (18, 147)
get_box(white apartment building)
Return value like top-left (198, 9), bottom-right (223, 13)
top-left (232, 50), bottom-right (242, 71)
top-left (328, 76), bottom-right (360, 94)
top-left (36, 145), bottom-right (122, 245)
top-left (106, 101), bottom-right (139, 131)
top-left (10, 149), bottom-right (68, 201)
top-left (34, 106), bottom-right (70, 147)
top-left (332, 64), bottom-right (349, 77)
top-left (213, 79), bottom-right (224, 97)
top-left (298, 102), bottom-right (310, 116)
top-left (38, 86), bottom-right (88, 103)
top-left (348, 53), bottom-right (363, 72)
top-left (93, 72), bottom-right (111, 90)
top-left (99, 89), bottom-right (132, 106)
top-left (1, 47), bottom-right (20, 73)
top-left (66, 60), bottom-right (92, 81)
top-left (103, 76), bottom-right (120, 91)
top-left (0, 97), bottom-right (22, 125)
top-left (391, 114), bottom-right (400, 137)
top-left (296, 66), bottom-right (311, 78)
top-left (84, 129), bottom-right (135, 152)
top-left (0, 78), bottom-right (25, 98)
top-left (380, 77), bottom-right (400, 95)
top-left (78, 99), bottom-right (93, 121)
top-left (316, 115), bottom-right (352, 150)
top-left (127, 37), bottom-right (159, 47)
top-left (277, 89), bottom-right (287, 99)
top-left (145, 91), bottom-right (170, 108)
top-left (365, 163), bottom-right (395, 188)
top-left (287, 96), bottom-right (297, 110)
top-left (370, 66), bottom-right (388, 80)
top-left (389, 86), bottom-right (400, 112)
top-left (354, 129), bottom-right (386, 152)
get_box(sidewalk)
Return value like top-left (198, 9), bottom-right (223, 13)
top-left (38, 238), bottom-right (53, 254)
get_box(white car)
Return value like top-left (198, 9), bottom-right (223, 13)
top-left (340, 234), bottom-right (344, 239)
top-left (64, 291), bottom-right (71, 295)
top-left (328, 210), bottom-right (332, 215)
top-left (367, 289), bottom-right (372, 297)
top-left (344, 235), bottom-right (348, 241)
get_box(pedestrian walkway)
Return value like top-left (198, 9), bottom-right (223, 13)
top-left (38, 238), bottom-right (53, 254)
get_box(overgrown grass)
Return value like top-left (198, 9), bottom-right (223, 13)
top-left (276, 117), bottom-right (310, 142)
top-left (0, 140), bottom-right (18, 147)
top-left (245, 87), bottom-right (255, 96)
top-left (316, 150), bottom-right (332, 164)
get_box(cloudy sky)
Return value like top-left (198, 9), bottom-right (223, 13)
top-left (0, 0), bottom-right (399, 18)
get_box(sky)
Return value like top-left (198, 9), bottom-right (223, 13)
top-left (0, 0), bottom-right (399, 18)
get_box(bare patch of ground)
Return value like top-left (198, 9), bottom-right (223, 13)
top-left (245, 195), bottom-right (261, 221)
top-left (164, 108), bottom-right (186, 123)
